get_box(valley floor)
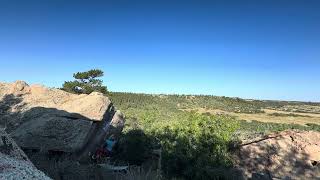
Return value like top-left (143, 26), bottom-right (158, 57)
top-left (183, 108), bottom-right (320, 125)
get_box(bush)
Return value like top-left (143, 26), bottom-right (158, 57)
top-left (113, 129), bottom-right (153, 165)
top-left (149, 113), bottom-right (239, 179)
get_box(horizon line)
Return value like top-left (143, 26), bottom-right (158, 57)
top-left (1, 80), bottom-right (319, 103)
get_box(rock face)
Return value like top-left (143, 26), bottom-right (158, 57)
top-left (0, 81), bottom-right (125, 155)
top-left (0, 80), bottom-right (111, 121)
top-left (237, 130), bottom-right (320, 180)
top-left (0, 129), bottom-right (51, 179)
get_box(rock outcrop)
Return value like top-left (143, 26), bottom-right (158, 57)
top-left (236, 130), bottom-right (320, 179)
top-left (0, 81), bottom-right (125, 157)
top-left (0, 129), bottom-right (51, 179)
top-left (0, 80), bottom-right (111, 122)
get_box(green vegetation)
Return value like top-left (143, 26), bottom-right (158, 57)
top-left (148, 113), bottom-right (239, 179)
top-left (115, 112), bottom-right (239, 179)
top-left (268, 112), bottom-right (311, 117)
top-left (239, 120), bottom-right (320, 135)
top-left (110, 92), bottom-right (320, 115)
top-left (108, 92), bottom-right (320, 179)
top-left (62, 69), bottom-right (107, 94)
top-left (114, 129), bottom-right (153, 165)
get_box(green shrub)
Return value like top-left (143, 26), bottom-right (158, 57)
top-left (305, 123), bottom-right (320, 131)
top-left (113, 129), bottom-right (153, 165)
top-left (149, 113), bottom-right (239, 179)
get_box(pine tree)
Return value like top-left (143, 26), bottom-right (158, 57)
top-left (62, 69), bottom-right (108, 94)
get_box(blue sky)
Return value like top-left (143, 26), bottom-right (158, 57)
top-left (0, 0), bottom-right (319, 101)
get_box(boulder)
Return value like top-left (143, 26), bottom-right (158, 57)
top-left (0, 129), bottom-right (51, 179)
top-left (0, 81), bottom-right (111, 122)
top-left (0, 81), bottom-right (125, 154)
top-left (236, 130), bottom-right (320, 179)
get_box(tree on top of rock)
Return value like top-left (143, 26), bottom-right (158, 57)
top-left (62, 69), bottom-right (108, 94)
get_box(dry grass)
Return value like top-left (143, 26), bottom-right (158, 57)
top-left (183, 108), bottom-right (320, 125)
top-left (275, 105), bottom-right (320, 114)
top-left (114, 166), bottom-right (162, 180)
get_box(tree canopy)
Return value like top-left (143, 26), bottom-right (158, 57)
top-left (62, 69), bottom-right (108, 94)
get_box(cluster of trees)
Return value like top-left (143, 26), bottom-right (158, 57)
top-left (110, 92), bottom-right (268, 114)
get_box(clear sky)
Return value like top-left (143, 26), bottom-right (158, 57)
top-left (0, 0), bottom-right (319, 102)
